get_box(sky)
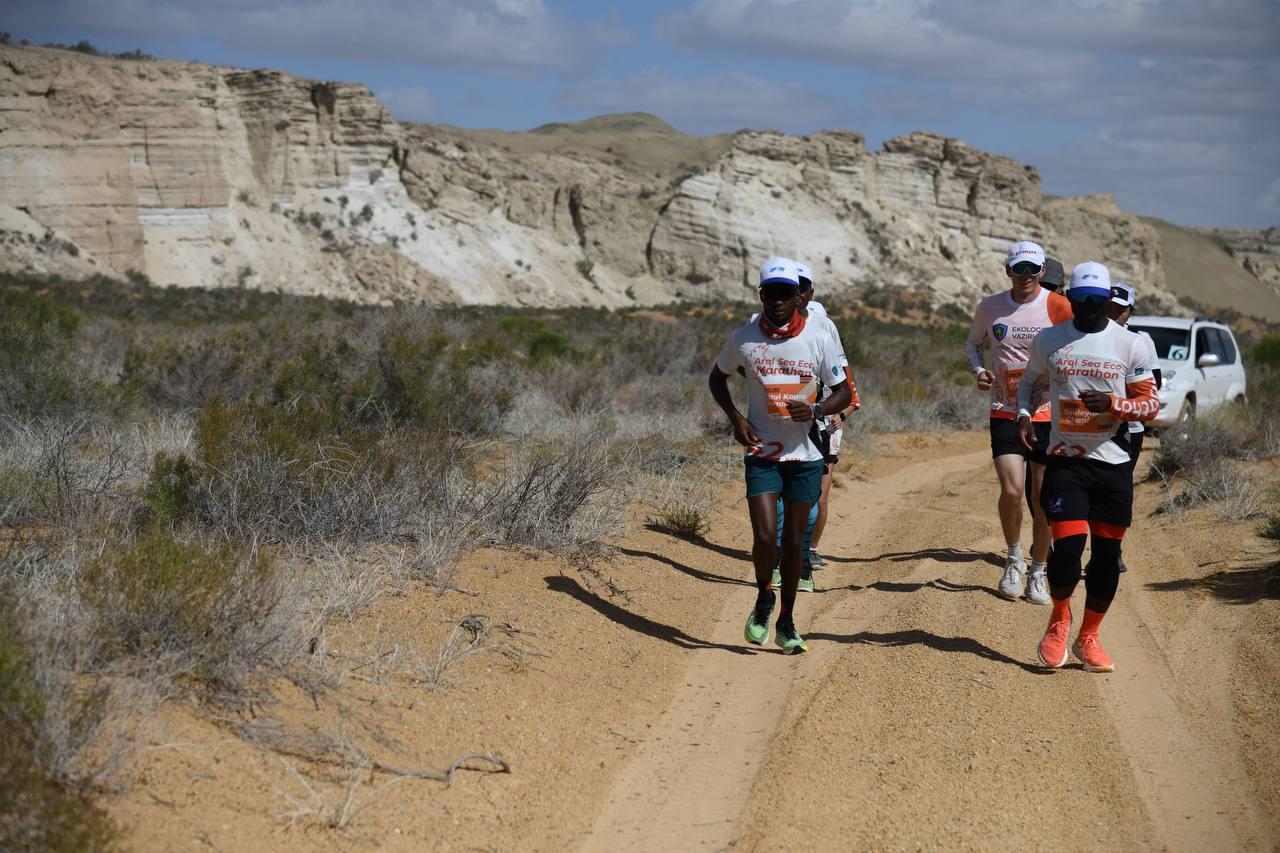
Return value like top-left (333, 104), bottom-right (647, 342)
top-left (5, 0), bottom-right (1278, 228)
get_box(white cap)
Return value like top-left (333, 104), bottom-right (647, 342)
top-left (795, 262), bottom-right (813, 288)
top-left (1006, 241), bottom-right (1045, 268)
top-left (1110, 283), bottom-right (1135, 307)
top-left (759, 256), bottom-right (800, 288)
top-left (1068, 261), bottom-right (1112, 297)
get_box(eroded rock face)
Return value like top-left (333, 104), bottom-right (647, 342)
top-left (1209, 227), bottom-right (1280, 298)
top-left (0, 44), bottom-right (1182, 310)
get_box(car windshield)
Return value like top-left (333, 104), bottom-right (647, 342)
top-left (1131, 325), bottom-right (1190, 361)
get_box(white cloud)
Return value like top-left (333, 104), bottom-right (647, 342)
top-left (5, 0), bottom-right (572, 70)
top-left (559, 69), bottom-right (833, 132)
top-left (379, 86), bottom-right (437, 123)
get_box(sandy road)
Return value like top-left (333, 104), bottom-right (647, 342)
top-left (582, 438), bottom-right (1277, 852)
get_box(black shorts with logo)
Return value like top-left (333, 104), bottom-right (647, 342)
top-left (990, 418), bottom-right (1051, 465)
top-left (1039, 457), bottom-right (1134, 529)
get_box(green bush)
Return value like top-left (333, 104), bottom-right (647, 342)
top-left (0, 605), bottom-right (118, 852)
top-left (0, 290), bottom-right (82, 416)
top-left (77, 530), bottom-right (282, 695)
top-left (142, 452), bottom-right (198, 527)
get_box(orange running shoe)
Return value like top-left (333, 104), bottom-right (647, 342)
top-left (1037, 614), bottom-right (1072, 668)
top-left (1072, 634), bottom-right (1115, 673)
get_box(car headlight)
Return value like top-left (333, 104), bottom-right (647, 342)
top-left (1163, 369), bottom-right (1177, 383)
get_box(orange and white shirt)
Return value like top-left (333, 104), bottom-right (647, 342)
top-left (965, 288), bottom-right (1073, 421)
top-left (716, 318), bottom-right (845, 463)
top-left (1017, 320), bottom-right (1158, 465)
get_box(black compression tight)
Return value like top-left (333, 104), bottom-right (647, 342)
top-left (1047, 533), bottom-right (1122, 613)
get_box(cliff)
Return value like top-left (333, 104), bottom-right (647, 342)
top-left (0, 43), bottom-right (1257, 316)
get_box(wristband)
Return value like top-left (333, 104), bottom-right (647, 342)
top-left (811, 403), bottom-right (823, 421)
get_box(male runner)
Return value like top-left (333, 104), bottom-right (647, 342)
top-left (1040, 257), bottom-right (1066, 293)
top-left (796, 261), bottom-right (858, 573)
top-left (710, 258), bottom-right (851, 654)
top-left (1017, 262), bottom-right (1158, 672)
top-left (1090, 283), bottom-right (1162, 574)
top-left (965, 241), bottom-right (1073, 603)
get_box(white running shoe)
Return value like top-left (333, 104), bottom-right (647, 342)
top-left (997, 556), bottom-right (1026, 600)
top-left (1024, 568), bottom-right (1050, 605)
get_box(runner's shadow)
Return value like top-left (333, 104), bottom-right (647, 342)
top-left (815, 578), bottom-right (1003, 600)
top-left (544, 575), bottom-right (755, 655)
top-left (807, 628), bottom-right (1047, 674)
top-left (644, 523), bottom-right (751, 562)
top-left (618, 546), bottom-right (752, 587)
top-left (824, 548), bottom-right (1003, 568)
top-left (1145, 559), bottom-right (1279, 604)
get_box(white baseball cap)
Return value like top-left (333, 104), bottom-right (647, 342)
top-left (1006, 241), bottom-right (1046, 269)
top-left (1110, 283), bottom-right (1135, 307)
top-left (759, 256), bottom-right (800, 288)
top-left (1068, 261), bottom-right (1112, 298)
top-left (795, 262), bottom-right (813, 288)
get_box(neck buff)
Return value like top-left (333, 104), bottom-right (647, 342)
top-left (759, 309), bottom-right (806, 340)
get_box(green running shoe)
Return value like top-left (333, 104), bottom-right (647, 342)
top-left (744, 590), bottom-right (775, 645)
top-left (774, 621), bottom-right (808, 655)
top-left (771, 562), bottom-right (781, 588)
top-left (797, 561), bottom-right (815, 593)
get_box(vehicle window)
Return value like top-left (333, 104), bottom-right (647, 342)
top-left (1213, 328), bottom-right (1238, 364)
top-left (1194, 327), bottom-right (1223, 362)
top-left (1130, 325), bottom-right (1190, 360)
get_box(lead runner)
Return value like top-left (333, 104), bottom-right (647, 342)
top-left (1016, 261), bottom-right (1158, 672)
top-left (708, 257), bottom-right (851, 654)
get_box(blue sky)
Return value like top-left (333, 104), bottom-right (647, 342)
top-left (6, 0), bottom-right (1278, 228)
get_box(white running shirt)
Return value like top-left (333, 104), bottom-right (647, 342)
top-left (716, 317), bottom-right (845, 463)
top-left (1017, 320), bottom-right (1158, 465)
top-left (966, 288), bottom-right (1073, 421)
top-left (1128, 330), bottom-right (1160, 435)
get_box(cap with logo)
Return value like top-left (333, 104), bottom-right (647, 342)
top-left (1110, 283), bottom-right (1135, 307)
top-left (1068, 261), bottom-right (1112, 298)
top-left (1006, 241), bottom-right (1045, 269)
top-left (759, 256), bottom-right (800, 288)
top-left (1041, 257), bottom-right (1065, 289)
top-left (795, 262), bottom-right (813, 289)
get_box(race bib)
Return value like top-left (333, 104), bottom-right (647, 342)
top-left (1058, 398), bottom-right (1112, 433)
top-left (764, 377), bottom-right (817, 418)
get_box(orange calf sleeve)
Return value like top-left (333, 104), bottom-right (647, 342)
top-left (1080, 608), bottom-right (1105, 637)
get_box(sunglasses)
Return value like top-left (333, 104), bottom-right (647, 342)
top-left (1010, 262), bottom-right (1042, 276)
top-left (1069, 293), bottom-right (1111, 305)
top-left (760, 285), bottom-right (798, 301)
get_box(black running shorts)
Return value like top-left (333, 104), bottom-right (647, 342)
top-left (1040, 456), bottom-right (1133, 530)
top-left (990, 418), bottom-right (1051, 464)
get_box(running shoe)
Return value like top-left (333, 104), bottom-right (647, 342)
top-left (744, 590), bottom-right (775, 645)
top-left (1024, 567), bottom-right (1050, 605)
top-left (1037, 612), bottom-right (1072, 668)
top-left (797, 561), bottom-right (815, 593)
top-left (1072, 634), bottom-right (1115, 673)
top-left (1117, 554), bottom-right (1128, 574)
top-left (997, 555), bottom-right (1026, 600)
top-left (774, 621), bottom-right (808, 655)
top-left (771, 562), bottom-right (781, 588)
top-left (807, 548), bottom-right (826, 570)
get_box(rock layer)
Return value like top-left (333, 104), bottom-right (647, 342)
top-left (0, 44), bottom-right (1256, 314)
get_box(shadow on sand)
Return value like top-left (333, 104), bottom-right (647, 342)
top-left (1145, 559), bottom-right (1279, 605)
top-left (807, 628), bottom-right (1048, 674)
top-left (824, 548), bottom-right (1003, 568)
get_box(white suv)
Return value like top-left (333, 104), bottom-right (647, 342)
top-left (1128, 316), bottom-right (1247, 428)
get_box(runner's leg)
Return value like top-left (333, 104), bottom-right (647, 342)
top-left (993, 454), bottom-right (1027, 549)
top-left (1028, 461), bottom-right (1051, 563)
top-left (810, 466), bottom-right (833, 548)
top-left (747, 494), bottom-right (780, 592)
top-left (778, 496), bottom-right (812, 625)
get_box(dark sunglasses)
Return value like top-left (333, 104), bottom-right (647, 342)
top-left (760, 285), bottom-right (798, 301)
top-left (1069, 293), bottom-right (1110, 305)
top-left (1010, 262), bottom-right (1042, 276)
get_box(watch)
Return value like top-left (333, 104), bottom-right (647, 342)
top-left (811, 403), bottom-right (823, 421)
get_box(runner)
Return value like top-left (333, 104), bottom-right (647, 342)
top-left (1040, 257), bottom-right (1066, 293)
top-left (1091, 283), bottom-right (1163, 574)
top-left (709, 257), bottom-right (851, 654)
top-left (796, 261), bottom-right (859, 575)
top-left (965, 241), bottom-right (1073, 604)
top-left (1016, 262), bottom-right (1158, 672)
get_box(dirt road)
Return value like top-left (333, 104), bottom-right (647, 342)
top-left (582, 437), bottom-right (1278, 852)
top-left (112, 433), bottom-right (1279, 851)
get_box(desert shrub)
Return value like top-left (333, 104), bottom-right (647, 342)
top-left (0, 603), bottom-right (119, 852)
top-left (1150, 400), bottom-right (1279, 481)
top-left (0, 418), bottom-right (132, 532)
top-left (142, 451), bottom-right (198, 527)
top-left (655, 501), bottom-right (710, 539)
top-left (1259, 510), bottom-right (1280, 542)
top-left (528, 329), bottom-right (574, 364)
top-left (77, 529), bottom-right (286, 697)
top-left (0, 290), bottom-right (84, 417)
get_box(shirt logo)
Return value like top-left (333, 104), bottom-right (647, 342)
top-left (1047, 496), bottom-right (1064, 513)
top-left (832, 365), bottom-right (841, 377)
top-left (993, 323), bottom-right (1008, 341)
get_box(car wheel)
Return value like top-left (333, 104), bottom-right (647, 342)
top-left (1176, 397), bottom-right (1196, 423)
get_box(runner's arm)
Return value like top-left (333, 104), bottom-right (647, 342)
top-left (708, 365), bottom-right (759, 447)
top-left (1109, 341), bottom-right (1159, 422)
top-left (965, 307), bottom-right (993, 388)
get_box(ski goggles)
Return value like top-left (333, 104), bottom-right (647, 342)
top-left (1009, 262), bottom-right (1043, 276)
